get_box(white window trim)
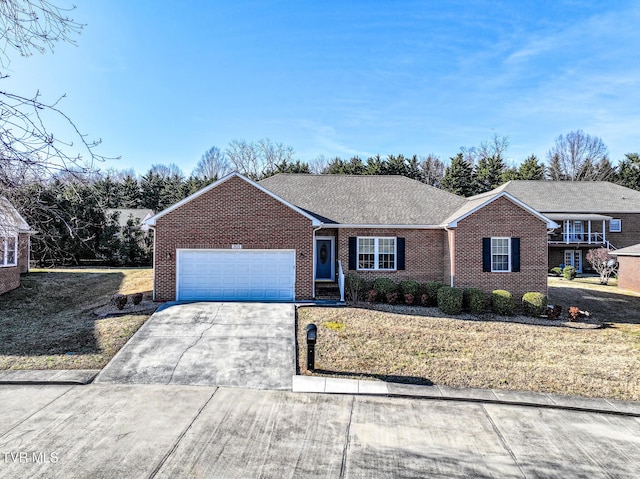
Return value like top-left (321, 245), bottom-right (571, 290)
top-left (356, 236), bottom-right (397, 271)
top-left (0, 235), bottom-right (18, 268)
top-left (490, 237), bottom-right (511, 273)
top-left (610, 219), bottom-right (621, 233)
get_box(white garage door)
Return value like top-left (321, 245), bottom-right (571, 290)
top-left (176, 249), bottom-right (296, 301)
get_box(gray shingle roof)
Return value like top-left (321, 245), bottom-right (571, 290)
top-left (259, 174), bottom-right (466, 225)
top-left (614, 243), bottom-right (640, 256)
top-left (480, 181), bottom-right (640, 213)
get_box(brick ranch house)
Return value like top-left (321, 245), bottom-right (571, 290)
top-left (146, 173), bottom-right (556, 302)
top-left (478, 181), bottom-right (640, 273)
top-left (0, 197), bottom-right (31, 295)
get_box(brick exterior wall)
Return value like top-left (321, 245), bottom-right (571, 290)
top-left (153, 176), bottom-right (314, 301)
top-left (0, 233), bottom-right (29, 295)
top-left (548, 213), bottom-right (640, 271)
top-left (335, 228), bottom-right (446, 283)
top-left (618, 256), bottom-right (640, 293)
top-left (453, 196), bottom-right (549, 300)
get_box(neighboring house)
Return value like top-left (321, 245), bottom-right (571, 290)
top-left (0, 197), bottom-right (31, 295)
top-left (145, 172), bottom-right (555, 302)
top-left (475, 181), bottom-right (640, 273)
top-left (105, 208), bottom-right (154, 232)
top-left (613, 244), bottom-right (640, 293)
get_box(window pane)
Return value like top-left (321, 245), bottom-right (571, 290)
top-left (378, 253), bottom-right (395, 269)
top-left (378, 238), bottom-right (395, 254)
top-left (358, 254), bottom-right (375, 269)
top-left (6, 237), bottom-right (16, 265)
top-left (358, 238), bottom-right (374, 254)
top-left (491, 238), bottom-right (510, 272)
top-left (0, 237), bottom-right (5, 266)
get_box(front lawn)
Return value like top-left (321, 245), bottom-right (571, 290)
top-left (0, 268), bottom-right (156, 370)
top-left (298, 278), bottom-right (640, 401)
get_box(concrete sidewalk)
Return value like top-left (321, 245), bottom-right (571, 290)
top-left (1, 383), bottom-right (639, 478)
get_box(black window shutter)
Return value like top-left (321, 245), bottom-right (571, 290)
top-left (397, 237), bottom-right (405, 270)
top-left (511, 238), bottom-right (521, 272)
top-left (348, 237), bottom-right (357, 270)
top-left (482, 238), bottom-right (491, 272)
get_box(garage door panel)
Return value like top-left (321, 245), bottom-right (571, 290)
top-left (177, 250), bottom-right (295, 301)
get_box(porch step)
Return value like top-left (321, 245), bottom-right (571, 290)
top-left (315, 282), bottom-right (341, 300)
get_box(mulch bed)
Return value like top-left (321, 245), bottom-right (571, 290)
top-left (93, 300), bottom-right (160, 318)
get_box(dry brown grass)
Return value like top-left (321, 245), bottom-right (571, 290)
top-left (298, 279), bottom-right (640, 400)
top-left (0, 268), bottom-right (155, 370)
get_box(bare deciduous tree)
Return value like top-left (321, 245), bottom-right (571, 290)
top-left (0, 1), bottom-right (114, 196)
top-left (420, 154), bottom-right (445, 187)
top-left (192, 146), bottom-right (229, 181)
top-left (547, 130), bottom-right (609, 181)
top-left (225, 138), bottom-right (295, 180)
top-left (586, 248), bottom-right (618, 285)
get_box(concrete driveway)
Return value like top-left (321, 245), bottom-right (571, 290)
top-left (94, 302), bottom-right (296, 389)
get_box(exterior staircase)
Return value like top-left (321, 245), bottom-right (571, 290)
top-left (315, 282), bottom-right (341, 300)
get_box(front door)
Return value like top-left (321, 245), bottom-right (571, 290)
top-left (315, 238), bottom-right (334, 280)
top-left (564, 250), bottom-right (582, 273)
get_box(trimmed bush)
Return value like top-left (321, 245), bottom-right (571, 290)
top-left (549, 267), bottom-right (562, 276)
top-left (112, 294), bottom-right (127, 310)
top-left (404, 293), bottom-right (415, 305)
top-left (399, 280), bottom-right (421, 297)
top-left (372, 278), bottom-right (397, 301)
top-left (522, 292), bottom-right (547, 317)
top-left (437, 286), bottom-right (463, 315)
top-left (423, 281), bottom-right (445, 306)
top-left (568, 306), bottom-right (580, 321)
top-left (386, 292), bottom-right (399, 304)
top-left (491, 290), bottom-right (515, 316)
top-left (547, 304), bottom-right (562, 320)
top-left (563, 266), bottom-right (577, 280)
top-left (366, 289), bottom-right (378, 303)
top-left (463, 288), bottom-right (486, 314)
top-left (345, 273), bottom-right (365, 302)
top-left (131, 292), bottom-right (144, 305)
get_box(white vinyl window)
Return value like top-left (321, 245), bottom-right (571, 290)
top-left (610, 219), bottom-right (621, 232)
top-left (0, 236), bottom-right (17, 267)
top-left (491, 237), bottom-right (511, 272)
top-left (357, 237), bottom-right (396, 271)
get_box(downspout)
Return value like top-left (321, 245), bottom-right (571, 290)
top-left (444, 226), bottom-right (455, 287)
top-left (150, 225), bottom-right (156, 301)
top-left (312, 225), bottom-right (323, 299)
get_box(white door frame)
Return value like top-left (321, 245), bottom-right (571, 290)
top-left (564, 249), bottom-right (582, 273)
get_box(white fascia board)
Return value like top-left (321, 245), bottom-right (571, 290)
top-left (330, 224), bottom-right (443, 229)
top-left (144, 172), bottom-right (322, 227)
top-left (444, 192), bottom-right (559, 229)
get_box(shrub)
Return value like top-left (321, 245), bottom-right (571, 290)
top-left (491, 290), bottom-right (514, 316)
top-left (568, 306), bottom-right (580, 321)
top-left (404, 293), bottom-right (415, 305)
top-left (563, 266), bottom-right (577, 280)
top-left (112, 294), bottom-right (127, 310)
top-left (437, 286), bottom-right (463, 315)
top-left (463, 288), bottom-right (486, 314)
top-left (549, 267), bottom-right (562, 276)
top-left (399, 280), bottom-right (420, 297)
top-left (345, 273), bottom-right (365, 302)
top-left (372, 278), bottom-right (397, 302)
top-left (386, 292), bottom-right (399, 304)
top-left (423, 281), bottom-right (445, 306)
top-left (419, 293), bottom-right (429, 306)
top-left (547, 304), bottom-right (562, 320)
top-left (366, 289), bottom-right (378, 303)
top-left (131, 292), bottom-right (144, 305)
top-left (522, 292), bottom-right (548, 317)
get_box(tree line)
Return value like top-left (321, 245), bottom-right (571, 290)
top-left (2, 131), bottom-right (639, 266)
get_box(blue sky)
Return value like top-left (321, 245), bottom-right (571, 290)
top-left (4, 0), bottom-right (640, 175)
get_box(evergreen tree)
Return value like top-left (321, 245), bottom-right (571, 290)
top-left (617, 153), bottom-right (640, 191)
top-left (120, 175), bottom-right (141, 208)
top-left (517, 155), bottom-right (546, 180)
top-left (441, 153), bottom-right (476, 197)
top-left (474, 156), bottom-right (506, 193)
